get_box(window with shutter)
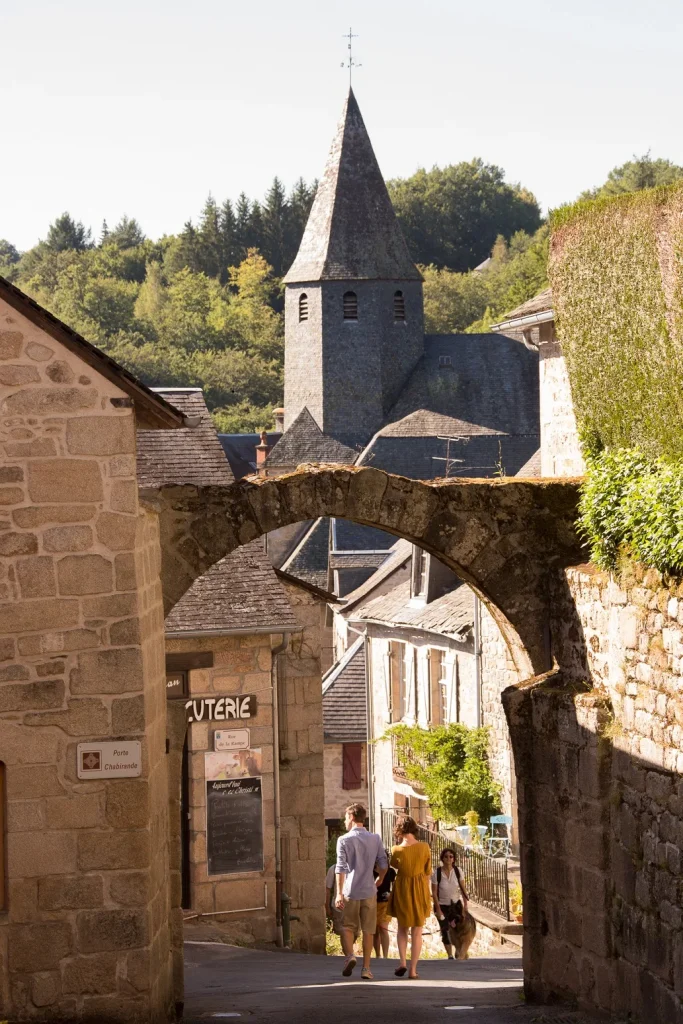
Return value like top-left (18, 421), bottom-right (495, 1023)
top-left (393, 290), bottom-right (406, 321)
top-left (342, 743), bottom-right (363, 790)
top-left (299, 293), bottom-right (309, 322)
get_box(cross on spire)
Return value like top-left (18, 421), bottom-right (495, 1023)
top-left (341, 27), bottom-right (361, 86)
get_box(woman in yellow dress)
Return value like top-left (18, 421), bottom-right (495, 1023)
top-left (389, 815), bottom-right (433, 978)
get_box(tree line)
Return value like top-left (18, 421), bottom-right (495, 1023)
top-left (1, 153), bottom-right (680, 431)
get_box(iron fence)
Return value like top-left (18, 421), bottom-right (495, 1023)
top-left (380, 805), bottom-right (510, 921)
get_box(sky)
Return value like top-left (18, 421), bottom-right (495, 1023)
top-left (2, 0), bottom-right (682, 251)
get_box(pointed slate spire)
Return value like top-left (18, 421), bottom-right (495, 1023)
top-left (284, 89), bottom-right (421, 283)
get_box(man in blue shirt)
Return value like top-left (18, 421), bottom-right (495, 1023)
top-left (335, 803), bottom-right (388, 980)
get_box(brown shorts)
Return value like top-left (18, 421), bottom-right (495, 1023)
top-left (332, 907), bottom-right (358, 938)
top-left (375, 900), bottom-right (390, 930)
top-left (341, 897), bottom-right (377, 935)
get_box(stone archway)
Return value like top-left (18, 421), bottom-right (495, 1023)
top-left (145, 464), bottom-right (584, 677)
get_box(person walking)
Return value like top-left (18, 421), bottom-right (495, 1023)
top-left (389, 815), bottom-right (432, 979)
top-left (431, 847), bottom-right (469, 959)
top-left (373, 854), bottom-right (395, 958)
top-left (335, 803), bottom-right (388, 980)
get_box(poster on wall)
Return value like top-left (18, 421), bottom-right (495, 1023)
top-left (205, 749), bottom-right (262, 781)
top-left (206, 776), bottom-right (263, 875)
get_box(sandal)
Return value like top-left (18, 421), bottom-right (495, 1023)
top-left (394, 966), bottom-right (407, 977)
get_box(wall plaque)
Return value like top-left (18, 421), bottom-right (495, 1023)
top-left (185, 695), bottom-right (257, 723)
top-left (214, 729), bottom-right (250, 751)
top-left (77, 741), bottom-right (142, 779)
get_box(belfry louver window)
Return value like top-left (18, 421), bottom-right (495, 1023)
top-left (394, 290), bottom-right (406, 321)
top-left (343, 291), bottom-right (358, 320)
top-left (299, 293), bottom-right (309, 322)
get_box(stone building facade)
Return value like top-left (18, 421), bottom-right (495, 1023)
top-left (164, 560), bottom-right (326, 953)
top-left (0, 280), bottom-right (183, 1021)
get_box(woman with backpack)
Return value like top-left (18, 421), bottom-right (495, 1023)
top-left (431, 848), bottom-right (470, 959)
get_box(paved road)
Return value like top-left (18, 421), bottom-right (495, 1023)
top-left (182, 942), bottom-right (596, 1024)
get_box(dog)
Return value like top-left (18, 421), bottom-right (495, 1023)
top-left (447, 902), bottom-right (477, 959)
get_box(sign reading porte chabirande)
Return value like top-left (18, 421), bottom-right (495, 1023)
top-left (185, 694), bottom-right (257, 724)
top-left (77, 741), bottom-right (142, 779)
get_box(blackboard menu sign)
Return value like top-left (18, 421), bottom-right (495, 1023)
top-left (206, 776), bottom-right (264, 876)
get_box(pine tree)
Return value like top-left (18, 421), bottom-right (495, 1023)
top-left (46, 213), bottom-right (93, 252)
top-left (262, 177), bottom-right (289, 277)
top-left (107, 216), bottom-right (146, 249)
top-left (235, 194), bottom-right (252, 262)
top-left (246, 201), bottom-right (265, 254)
top-left (219, 199), bottom-right (240, 279)
top-left (286, 178), bottom-right (316, 271)
top-left (197, 195), bottom-right (222, 279)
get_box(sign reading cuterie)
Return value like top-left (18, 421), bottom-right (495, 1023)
top-left (185, 694), bottom-right (257, 724)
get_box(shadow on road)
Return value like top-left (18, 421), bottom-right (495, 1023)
top-left (181, 942), bottom-right (596, 1024)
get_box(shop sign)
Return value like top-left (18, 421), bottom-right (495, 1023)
top-left (185, 694), bottom-right (257, 723)
top-left (214, 729), bottom-right (250, 751)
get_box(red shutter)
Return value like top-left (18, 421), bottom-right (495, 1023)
top-left (342, 743), bottom-right (362, 790)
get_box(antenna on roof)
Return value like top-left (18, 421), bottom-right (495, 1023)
top-left (341, 27), bottom-right (361, 86)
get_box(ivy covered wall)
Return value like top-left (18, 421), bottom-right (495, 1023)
top-left (549, 183), bottom-right (683, 458)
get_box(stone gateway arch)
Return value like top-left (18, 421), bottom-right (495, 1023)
top-left (150, 465), bottom-right (584, 678)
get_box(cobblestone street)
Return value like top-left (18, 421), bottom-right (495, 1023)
top-left (182, 943), bottom-right (601, 1024)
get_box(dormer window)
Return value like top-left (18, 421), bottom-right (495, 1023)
top-left (394, 290), bottom-right (406, 321)
top-left (439, 355), bottom-right (452, 368)
top-left (299, 293), bottom-right (309, 322)
top-left (343, 291), bottom-right (358, 320)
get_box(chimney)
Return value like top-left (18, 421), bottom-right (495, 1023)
top-left (273, 407), bottom-right (285, 432)
top-left (256, 430), bottom-right (269, 477)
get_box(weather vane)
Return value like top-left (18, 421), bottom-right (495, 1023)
top-left (341, 27), bottom-right (361, 86)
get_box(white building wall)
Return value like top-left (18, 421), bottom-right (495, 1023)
top-left (539, 325), bottom-right (585, 477)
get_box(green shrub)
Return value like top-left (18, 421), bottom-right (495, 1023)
top-left (578, 446), bottom-right (683, 574)
top-left (385, 723), bottom-right (501, 823)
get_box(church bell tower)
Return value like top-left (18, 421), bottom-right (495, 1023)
top-left (283, 89), bottom-right (424, 449)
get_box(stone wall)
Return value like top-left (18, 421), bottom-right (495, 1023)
top-left (323, 742), bottom-right (368, 821)
top-left (278, 581), bottom-right (326, 953)
top-left (480, 603), bottom-right (518, 829)
top-left (505, 563), bottom-right (683, 1022)
top-left (0, 299), bottom-right (173, 1022)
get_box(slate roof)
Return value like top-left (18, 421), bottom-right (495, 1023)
top-left (219, 432), bottom-right (281, 480)
top-left (281, 517), bottom-right (331, 591)
top-left (322, 637), bottom-right (367, 743)
top-left (492, 288), bottom-right (553, 326)
top-left (353, 332), bottom-right (540, 480)
top-left (338, 540), bottom-right (413, 613)
top-left (332, 519), bottom-right (396, 552)
top-left (165, 539), bottom-right (297, 636)
top-left (266, 407), bottom-right (357, 467)
top-left (283, 89), bottom-right (421, 284)
top-left (352, 578), bottom-right (474, 640)
top-left (137, 388), bottom-right (234, 488)
top-left (0, 275), bottom-right (183, 431)
top-left (516, 449), bottom-right (542, 477)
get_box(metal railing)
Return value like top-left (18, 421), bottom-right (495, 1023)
top-left (380, 805), bottom-right (510, 921)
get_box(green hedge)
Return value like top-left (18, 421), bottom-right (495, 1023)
top-left (549, 182), bottom-right (683, 459)
top-left (578, 445), bottom-right (683, 575)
